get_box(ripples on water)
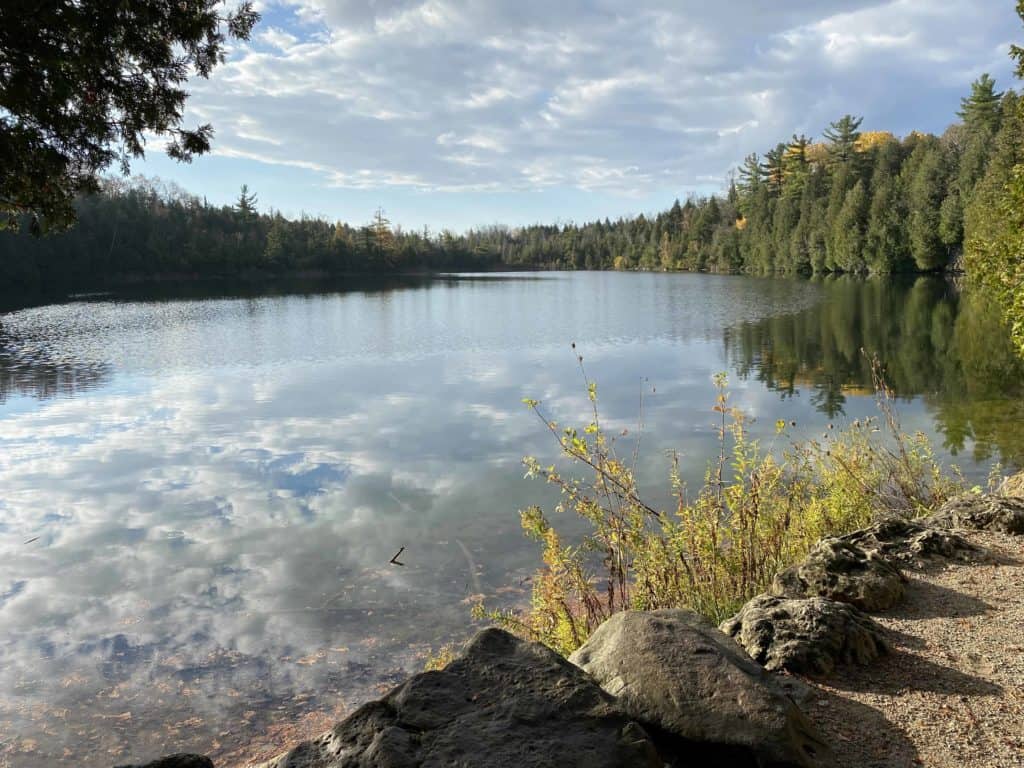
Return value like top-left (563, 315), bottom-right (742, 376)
top-left (0, 272), bottom-right (1021, 767)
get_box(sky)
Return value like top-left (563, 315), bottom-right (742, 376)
top-left (136, 0), bottom-right (1021, 232)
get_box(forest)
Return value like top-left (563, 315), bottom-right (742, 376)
top-left (0, 74), bottom-right (1021, 292)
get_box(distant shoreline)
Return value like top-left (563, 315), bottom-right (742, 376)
top-left (0, 266), bottom-right (963, 316)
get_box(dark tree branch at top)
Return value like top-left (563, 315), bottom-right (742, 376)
top-left (0, 0), bottom-right (259, 234)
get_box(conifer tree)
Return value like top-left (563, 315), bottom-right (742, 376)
top-left (235, 185), bottom-right (258, 221)
top-left (958, 73), bottom-right (1003, 134)
top-left (906, 140), bottom-right (950, 270)
top-left (831, 181), bottom-right (869, 272)
top-left (0, 0), bottom-right (260, 231)
top-left (823, 115), bottom-right (864, 168)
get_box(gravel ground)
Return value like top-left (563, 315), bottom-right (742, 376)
top-left (803, 529), bottom-right (1024, 768)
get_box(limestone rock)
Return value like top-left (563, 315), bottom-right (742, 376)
top-left (115, 757), bottom-right (214, 768)
top-left (927, 493), bottom-right (1024, 535)
top-left (771, 537), bottom-right (905, 612)
top-left (720, 595), bottom-right (890, 676)
top-left (836, 517), bottom-right (977, 565)
top-left (569, 609), bottom-right (834, 768)
top-left (257, 627), bottom-right (660, 768)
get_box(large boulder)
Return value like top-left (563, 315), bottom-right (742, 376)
top-left (257, 627), bottom-right (660, 768)
top-left (771, 538), bottom-right (905, 612)
top-left (836, 517), bottom-right (977, 565)
top-left (568, 609), bottom-right (833, 768)
top-left (926, 493), bottom-right (1024, 535)
top-left (720, 595), bottom-right (890, 676)
top-left (115, 757), bottom-right (213, 768)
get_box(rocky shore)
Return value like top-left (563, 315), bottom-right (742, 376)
top-left (117, 488), bottom-right (1024, 768)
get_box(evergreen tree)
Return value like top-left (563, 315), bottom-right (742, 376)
top-left (866, 173), bottom-right (907, 273)
top-left (958, 73), bottom-right (1003, 134)
top-left (0, 0), bottom-right (259, 231)
top-left (763, 144), bottom-right (786, 196)
top-left (823, 115), bottom-right (864, 168)
top-left (831, 181), bottom-right (869, 272)
top-left (783, 134), bottom-right (811, 198)
top-left (235, 185), bottom-right (259, 221)
top-left (965, 7), bottom-right (1024, 355)
top-left (736, 153), bottom-right (764, 211)
top-left (905, 139), bottom-right (950, 270)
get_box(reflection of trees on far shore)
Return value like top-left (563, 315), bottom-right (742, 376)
top-left (0, 328), bottom-right (111, 402)
top-left (725, 276), bottom-right (1024, 465)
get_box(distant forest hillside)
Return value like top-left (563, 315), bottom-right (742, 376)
top-left (1, 75), bottom-right (1021, 291)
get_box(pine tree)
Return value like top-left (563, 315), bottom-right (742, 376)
top-left (783, 134), bottom-right (811, 197)
top-left (823, 115), bottom-right (864, 168)
top-left (235, 184), bottom-right (258, 221)
top-left (957, 73), bottom-right (1003, 134)
top-left (737, 153), bottom-right (764, 210)
top-left (763, 144), bottom-right (786, 196)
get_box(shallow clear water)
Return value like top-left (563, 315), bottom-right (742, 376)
top-left (0, 272), bottom-right (1021, 766)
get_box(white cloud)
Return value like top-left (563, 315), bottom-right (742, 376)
top-left (259, 26), bottom-right (300, 50)
top-left (162, 0), bottom-right (1019, 214)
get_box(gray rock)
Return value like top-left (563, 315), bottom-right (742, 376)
top-left (115, 757), bottom-right (213, 768)
top-left (569, 609), bottom-right (834, 768)
top-left (926, 493), bottom-right (1024, 535)
top-left (836, 517), bottom-right (978, 565)
top-left (771, 537), bottom-right (905, 611)
top-left (257, 627), bottom-right (661, 768)
top-left (720, 594), bottom-right (890, 676)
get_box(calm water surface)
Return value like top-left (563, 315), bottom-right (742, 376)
top-left (1, 272), bottom-right (1021, 766)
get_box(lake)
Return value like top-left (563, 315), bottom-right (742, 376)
top-left (1, 272), bottom-right (1022, 767)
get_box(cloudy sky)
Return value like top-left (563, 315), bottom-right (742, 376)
top-left (137, 0), bottom-right (1020, 231)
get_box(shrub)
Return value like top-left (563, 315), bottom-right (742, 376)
top-left (474, 352), bottom-right (964, 656)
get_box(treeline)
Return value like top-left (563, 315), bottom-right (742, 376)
top-left (0, 77), bottom-right (1021, 290)
top-left (513, 73), bottom-right (1022, 276)
top-left (0, 183), bottom-right (506, 290)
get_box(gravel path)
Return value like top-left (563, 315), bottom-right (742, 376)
top-left (804, 529), bottom-right (1024, 768)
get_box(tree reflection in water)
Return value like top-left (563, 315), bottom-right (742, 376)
top-left (725, 276), bottom-right (1024, 465)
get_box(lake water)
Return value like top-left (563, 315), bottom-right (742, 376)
top-left (1, 272), bottom-right (1022, 767)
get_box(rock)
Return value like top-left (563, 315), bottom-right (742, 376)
top-left (568, 609), bottom-right (834, 768)
top-left (257, 627), bottom-right (661, 768)
top-left (720, 595), bottom-right (890, 676)
top-left (771, 537), bottom-right (905, 612)
top-left (115, 757), bottom-right (214, 768)
top-left (836, 517), bottom-right (977, 565)
top-left (926, 493), bottom-right (1024, 535)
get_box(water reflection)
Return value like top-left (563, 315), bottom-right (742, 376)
top-left (726, 276), bottom-right (1024, 463)
top-left (0, 273), bottom-right (1019, 767)
top-left (0, 324), bottom-right (111, 402)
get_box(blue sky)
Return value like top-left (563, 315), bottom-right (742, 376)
top-left (137, 0), bottom-right (1020, 231)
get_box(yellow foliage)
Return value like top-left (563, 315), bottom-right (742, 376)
top-left (856, 131), bottom-right (896, 152)
top-left (806, 143), bottom-right (829, 165)
top-left (423, 643), bottom-right (459, 671)
top-left (735, 216), bottom-right (748, 231)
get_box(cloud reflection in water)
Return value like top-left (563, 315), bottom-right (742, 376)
top-left (0, 273), bottom-right (1018, 766)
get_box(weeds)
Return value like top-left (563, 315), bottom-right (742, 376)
top-left (474, 350), bottom-right (964, 656)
